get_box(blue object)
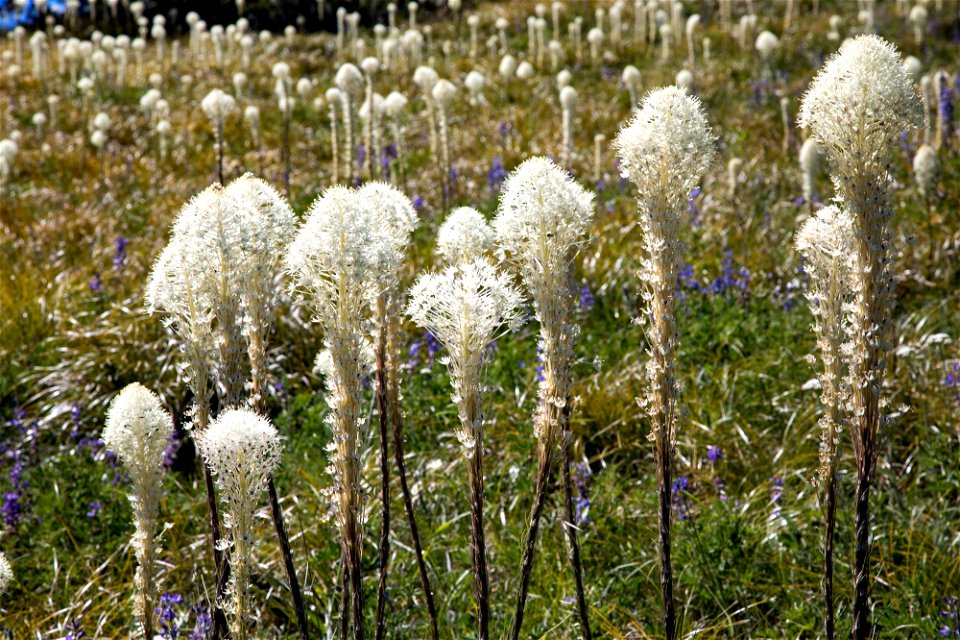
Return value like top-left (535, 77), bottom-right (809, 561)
top-left (1, 0), bottom-right (69, 31)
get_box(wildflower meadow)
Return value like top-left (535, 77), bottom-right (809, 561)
top-left (1, 0), bottom-right (959, 638)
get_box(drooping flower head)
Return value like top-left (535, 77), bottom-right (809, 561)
top-left (406, 258), bottom-right (524, 452)
top-left (436, 206), bottom-right (494, 265)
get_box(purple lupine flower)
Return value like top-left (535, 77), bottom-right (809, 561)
top-left (707, 445), bottom-right (722, 462)
top-left (65, 618), bottom-right (86, 640)
top-left (406, 338), bottom-right (422, 370)
top-left (561, 595), bottom-right (576, 605)
top-left (89, 272), bottom-right (104, 293)
top-left (487, 156), bottom-right (507, 193)
top-left (671, 476), bottom-right (692, 520)
top-left (688, 187), bottom-right (703, 226)
top-left (498, 122), bottom-right (510, 143)
top-left (534, 344), bottom-right (545, 383)
top-left (86, 501), bottom-right (102, 518)
top-left (771, 476), bottom-right (784, 503)
top-left (357, 144), bottom-right (366, 167)
top-left (156, 592), bottom-right (184, 639)
top-left (412, 195), bottom-right (425, 210)
top-left (572, 462), bottom-right (592, 525)
top-left (189, 602), bottom-right (212, 640)
top-left (713, 476), bottom-right (728, 501)
top-left (114, 236), bottom-right (129, 271)
top-left (578, 282), bottom-right (595, 311)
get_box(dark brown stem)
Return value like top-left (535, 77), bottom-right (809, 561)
top-left (339, 557), bottom-right (350, 640)
top-left (374, 336), bottom-right (391, 640)
top-left (509, 446), bottom-right (554, 640)
top-left (203, 462), bottom-right (230, 640)
top-left (389, 375), bottom-right (440, 640)
top-left (823, 472), bottom-right (837, 640)
top-left (467, 445), bottom-right (490, 640)
top-left (348, 522), bottom-right (365, 640)
top-left (267, 475), bottom-right (310, 640)
top-left (853, 467), bottom-right (872, 640)
top-left (656, 435), bottom-right (676, 640)
top-left (560, 439), bottom-right (593, 640)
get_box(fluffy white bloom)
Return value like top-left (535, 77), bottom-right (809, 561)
top-left (358, 181), bottom-right (418, 294)
top-left (413, 65), bottom-right (439, 93)
top-left (201, 88), bottom-right (236, 126)
top-left (0, 552), bottom-right (10, 595)
top-left (436, 206), bottom-right (494, 265)
top-left (798, 35), bottom-right (922, 163)
top-left (615, 86), bottom-right (715, 216)
top-left (495, 156), bottom-right (595, 274)
top-left (285, 187), bottom-right (376, 313)
top-left (431, 78), bottom-right (456, 104)
top-left (913, 143), bottom-right (937, 199)
top-left (494, 156), bottom-right (594, 444)
top-left (516, 61), bottom-right (535, 79)
top-left (615, 86), bottom-right (714, 447)
top-left (755, 30), bottom-right (779, 59)
top-left (406, 259), bottom-right (524, 451)
top-left (197, 409), bottom-right (282, 506)
top-left (103, 382), bottom-right (171, 475)
top-left (384, 91), bottom-right (408, 119)
top-left (103, 382), bottom-right (172, 636)
top-left (499, 55), bottom-right (517, 80)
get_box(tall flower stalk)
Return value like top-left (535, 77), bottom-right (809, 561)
top-left (286, 187), bottom-right (377, 640)
top-left (407, 258), bottom-right (525, 640)
top-left (223, 175), bottom-right (308, 640)
top-left (201, 89), bottom-right (236, 185)
top-left (494, 156), bottom-right (595, 640)
top-left (146, 197), bottom-right (228, 639)
top-left (103, 383), bottom-right (172, 640)
top-left (197, 409), bottom-right (283, 640)
top-left (356, 182), bottom-right (429, 640)
top-left (798, 35), bottom-right (923, 640)
top-left (796, 205), bottom-right (854, 640)
top-left (614, 87), bottom-right (715, 640)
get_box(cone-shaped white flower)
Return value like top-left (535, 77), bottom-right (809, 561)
top-left (197, 409), bottom-right (282, 640)
top-left (103, 382), bottom-right (173, 640)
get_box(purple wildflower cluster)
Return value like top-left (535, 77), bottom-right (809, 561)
top-left (941, 595), bottom-right (959, 637)
top-left (3, 407), bottom-right (35, 532)
top-left (578, 282), bottom-right (595, 312)
top-left (488, 156), bottom-right (507, 194)
top-left (944, 362), bottom-right (960, 402)
top-left (671, 476), bottom-right (692, 521)
top-left (676, 251), bottom-right (750, 302)
top-left (407, 330), bottom-right (441, 371)
top-left (157, 592), bottom-right (184, 639)
top-left (114, 236), bottom-right (129, 271)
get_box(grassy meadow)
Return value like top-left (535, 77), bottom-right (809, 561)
top-left (1, 1), bottom-right (960, 638)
